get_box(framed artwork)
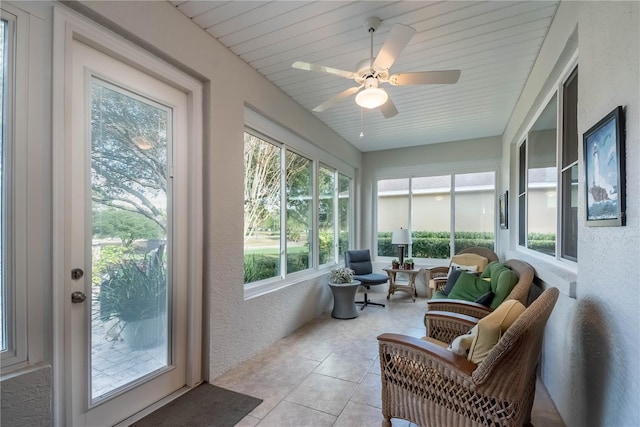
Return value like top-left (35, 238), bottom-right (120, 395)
top-left (583, 106), bottom-right (626, 226)
top-left (499, 191), bottom-right (508, 229)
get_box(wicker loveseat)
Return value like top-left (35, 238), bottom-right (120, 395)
top-left (378, 287), bottom-right (559, 427)
top-left (426, 259), bottom-right (535, 324)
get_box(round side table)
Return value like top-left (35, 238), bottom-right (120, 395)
top-left (328, 280), bottom-right (361, 319)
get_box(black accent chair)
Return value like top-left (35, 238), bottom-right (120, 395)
top-left (345, 249), bottom-right (388, 310)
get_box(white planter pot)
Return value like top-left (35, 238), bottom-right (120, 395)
top-left (121, 314), bottom-right (167, 350)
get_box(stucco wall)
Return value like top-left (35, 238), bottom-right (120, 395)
top-left (1, 365), bottom-right (52, 427)
top-left (502, 2), bottom-right (640, 425)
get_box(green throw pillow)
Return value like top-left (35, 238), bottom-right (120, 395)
top-left (432, 290), bottom-right (448, 300)
top-left (480, 261), bottom-right (502, 279)
top-left (489, 269), bottom-right (519, 309)
top-left (489, 264), bottom-right (509, 291)
top-left (448, 272), bottom-right (492, 302)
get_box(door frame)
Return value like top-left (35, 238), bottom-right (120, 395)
top-left (52, 6), bottom-right (203, 426)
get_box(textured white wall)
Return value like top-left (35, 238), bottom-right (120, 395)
top-left (1, 366), bottom-right (52, 427)
top-left (502, 2), bottom-right (640, 425)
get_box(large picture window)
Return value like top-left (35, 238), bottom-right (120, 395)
top-left (243, 129), bottom-right (352, 289)
top-left (377, 172), bottom-right (495, 259)
top-left (518, 64), bottom-right (578, 261)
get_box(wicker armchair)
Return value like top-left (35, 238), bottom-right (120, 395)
top-left (378, 287), bottom-right (559, 427)
top-left (426, 259), bottom-right (535, 327)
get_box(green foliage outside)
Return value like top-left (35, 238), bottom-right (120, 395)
top-left (98, 249), bottom-right (167, 322)
top-left (93, 208), bottom-right (164, 246)
top-left (528, 233), bottom-right (556, 255)
top-left (244, 232), bottom-right (349, 283)
top-left (378, 231), bottom-right (495, 258)
top-left (92, 244), bottom-right (137, 286)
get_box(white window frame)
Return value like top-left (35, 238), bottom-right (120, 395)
top-left (374, 168), bottom-right (497, 263)
top-left (243, 108), bottom-right (355, 299)
top-left (0, 3), bottom-right (39, 373)
top-left (516, 52), bottom-right (579, 267)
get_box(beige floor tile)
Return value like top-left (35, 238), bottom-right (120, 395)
top-left (235, 414), bottom-right (260, 426)
top-left (256, 400), bottom-right (336, 427)
top-left (532, 378), bottom-right (565, 427)
top-left (350, 373), bottom-right (382, 409)
top-left (313, 352), bottom-right (374, 383)
top-left (368, 356), bottom-right (381, 376)
top-left (333, 401), bottom-right (384, 427)
top-left (208, 293), bottom-right (564, 427)
top-left (285, 373), bottom-right (357, 416)
top-left (332, 401), bottom-right (414, 427)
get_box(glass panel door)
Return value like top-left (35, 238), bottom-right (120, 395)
top-left (90, 79), bottom-right (171, 403)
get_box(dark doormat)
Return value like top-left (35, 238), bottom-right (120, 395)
top-left (131, 383), bottom-right (262, 427)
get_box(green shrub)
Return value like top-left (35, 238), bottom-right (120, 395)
top-left (244, 253), bottom-right (279, 283)
top-left (378, 231), bottom-right (494, 258)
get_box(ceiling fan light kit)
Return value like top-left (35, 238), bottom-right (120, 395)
top-left (292, 17), bottom-right (461, 117)
top-left (356, 88), bottom-right (388, 109)
top-left (356, 77), bottom-right (388, 109)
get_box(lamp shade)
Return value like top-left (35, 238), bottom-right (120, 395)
top-left (355, 87), bottom-right (388, 109)
top-left (391, 228), bottom-right (412, 245)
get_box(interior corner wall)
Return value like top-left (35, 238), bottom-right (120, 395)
top-left (501, 2), bottom-right (640, 426)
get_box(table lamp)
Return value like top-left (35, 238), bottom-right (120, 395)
top-left (391, 228), bottom-right (412, 266)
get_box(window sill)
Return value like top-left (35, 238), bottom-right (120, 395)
top-left (243, 267), bottom-right (334, 300)
top-left (513, 247), bottom-right (577, 298)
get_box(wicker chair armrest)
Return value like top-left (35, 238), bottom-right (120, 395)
top-left (427, 299), bottom-right (493, 318)
top-left (378, 333), bottom-right (477, 376)
top-left (424, 310), bottom-right (479, 342)
top-left (430, 276), bottom-right (448, 292)
top-left (428, 266), bottom-right (449, 279)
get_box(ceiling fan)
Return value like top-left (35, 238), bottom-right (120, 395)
top-left (292, 17), bottom-right (461, 118)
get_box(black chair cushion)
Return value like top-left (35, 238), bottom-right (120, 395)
top-left (345, 249), bottom-right (373, 275)
top-left (345, 249), bottom-right (388, 286)
top-left (353, 272), bottom-right (388, 286)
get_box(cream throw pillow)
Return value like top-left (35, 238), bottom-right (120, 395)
top-left (467, 299), bottom-right (526, 364)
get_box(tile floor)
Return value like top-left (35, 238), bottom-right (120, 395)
top-left (212, 286), bottom-right (565, 427)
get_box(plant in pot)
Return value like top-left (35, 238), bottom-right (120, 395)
top-left (99, 249), bottom-right (167, 349)
top-left (403, 258), bottom-right (414, 270)
top-left (391, 259), bottom-right (400, 269)
top-left (329, 267), bottom-right (355, 284)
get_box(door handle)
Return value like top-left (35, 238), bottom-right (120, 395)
top-left (71, 291), bottom-right (87, 304)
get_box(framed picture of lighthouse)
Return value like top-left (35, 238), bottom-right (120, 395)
top-left (583, 106), bottom-right (626, 227)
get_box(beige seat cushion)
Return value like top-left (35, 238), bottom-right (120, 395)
top-left (467, 299), bottom-right (526, 363)
top-left (450, 253), bottom-right (489, 273)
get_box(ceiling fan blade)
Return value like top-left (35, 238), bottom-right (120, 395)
top-left (380, 96), bottom-right (398, 119)
top-left (389, 70), bottom-right (461, 86)
top-left (292, 61), bottom-right (354, 79)
top-left (312, 86), bottom-right (362, 112)
top-left (373, 24), bottom-right (416, 70)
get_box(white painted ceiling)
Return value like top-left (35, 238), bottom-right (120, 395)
top-left (170, 1), bottom-right (559, 152)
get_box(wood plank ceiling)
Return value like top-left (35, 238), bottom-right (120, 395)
top-left (170, 1), bottom-right (559, 152)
